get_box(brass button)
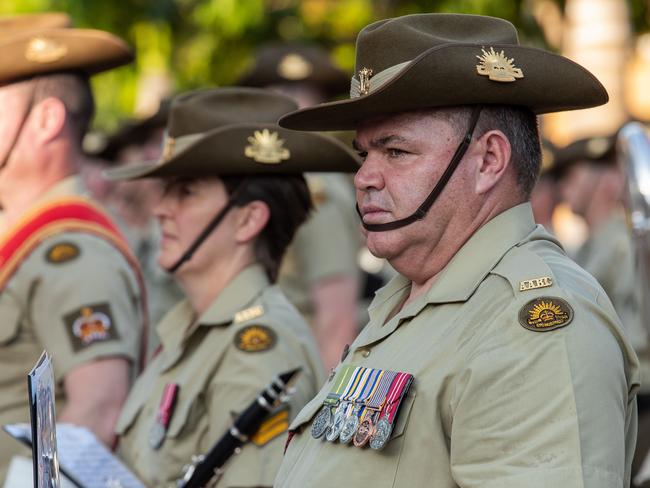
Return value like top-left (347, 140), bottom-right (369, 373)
top-left (361, 349), bottom-right (371, 358)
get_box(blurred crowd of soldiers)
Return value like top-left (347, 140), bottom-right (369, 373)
top-left (0, 9), bottom-right (649, 488)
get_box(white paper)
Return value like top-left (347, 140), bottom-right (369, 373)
top-left (3, 423), bottom-right (145, 488)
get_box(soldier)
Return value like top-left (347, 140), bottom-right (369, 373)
top-left (0, 13), bottom-right (145, 480)
top-left (274, 13), bottom-right (639, 487)
top-left (107, 87), bottom-right (359, 486)
top-left (240, 43), bottom-right (362, 370)
top-left (530, 138), bottom-right (560, 232)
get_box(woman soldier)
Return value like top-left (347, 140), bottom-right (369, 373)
top-left (108, 87), bottom-right (358, 486)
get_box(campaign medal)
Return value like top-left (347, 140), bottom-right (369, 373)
top-left (311, 406), bottom-right (332, 439)
top-left (339, 406), bottom-right (360, 444)
top-left (369, 417), bottom-right (392, 450)
top-left (340, 368), bottom-right (381, 444)
top-left (312, 365), bottom-right (354, 439)
top-left (325, 406), bottom-right (347, 442)
top-left (148, 383), bottom-right (179, 449)
top-left (353, 414), bottom-right (375, 447)
top-left (370, 372), bottom-right (412, 450)
top-left (325, 366), bottom-right (364, 442)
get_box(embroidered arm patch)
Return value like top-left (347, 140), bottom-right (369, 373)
top-left (63, 302), bottom-right (119, 351)
top-left (233, 325), bottom-right (276, 353)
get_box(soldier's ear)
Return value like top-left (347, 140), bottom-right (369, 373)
top-left (234, 200), bottom-right (270, 244)
top-left (474, 129), bottom-right (511, 195)
top-left (31, 96), bottom-right (67, 144)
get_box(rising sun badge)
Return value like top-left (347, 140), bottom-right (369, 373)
top-left (518, 297), bottom-right (573, 332)
top-left (476, 47), bottom-right (524, 83)
top-left (244, 129), bottom-right (290, 164)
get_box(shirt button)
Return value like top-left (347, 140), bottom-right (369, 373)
top-left (361, 349), bottom-right (371, 358)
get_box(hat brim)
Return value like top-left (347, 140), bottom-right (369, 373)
top-left (104, 123), bottom-right (360, 181)
top-left (0, 28), bottom-right (133, 84)
top-left (279, 43), bottom-right (608, 131)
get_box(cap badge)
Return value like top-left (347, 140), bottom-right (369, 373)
top-left (245, 129), bottom-right (290, 164)
top-left (476, 47), bottom-right (523, 83)
top-left (278, 53), bottom-right (313, 81)
top-left (161, 136), bottom-right (176, 161)
top-left (25, 37), bottom-right (68, 63)
top-left (358, 68), bottom-right (374, 96)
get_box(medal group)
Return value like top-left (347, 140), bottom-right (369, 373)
top-left (311, 365), bottom-right (413, 450)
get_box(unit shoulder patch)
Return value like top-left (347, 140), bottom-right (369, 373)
top-left (234, 324), bottom-right (277, 353)
top-left (518, 296), bottom-right (574, 332)
top-left (63, 303), bottom-right (119, 351)
top-left (251, 408), bottom-right (289, 446)
top-left (45, 242), bottom-right (80, 264)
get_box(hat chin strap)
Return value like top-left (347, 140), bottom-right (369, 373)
top-left (165, 180), bottom-right (248, 274)
top-left (357, 106), bottom-right (482, 232)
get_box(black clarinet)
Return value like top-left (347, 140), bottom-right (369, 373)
top-left (176, 368), bottom-right (301, 488)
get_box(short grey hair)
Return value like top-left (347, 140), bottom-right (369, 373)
top-left (438, 105), bottom-right (541, 198)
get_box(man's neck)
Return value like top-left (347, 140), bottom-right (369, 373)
top-left (398, 201), bottom-right (513, 307)
top-left (1, 172), bottom-right (76, 228)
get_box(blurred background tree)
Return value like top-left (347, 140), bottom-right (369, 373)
top-left (1, 0), bottom-right (648, 131)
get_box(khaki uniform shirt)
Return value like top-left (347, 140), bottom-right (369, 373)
top-left (0, 176), bottom-right (143, 479)
top-left (576, 213), bottom-right (650, 393)
top-left (279, 173), bottom-right (360, 320)
top-left (276, 203), bottom-right (639, 488)
top-left (116, 264), bottom-right (324, 487)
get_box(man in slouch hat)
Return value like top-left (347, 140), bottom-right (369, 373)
top-left (0, 12), bottom-right (145, 480)
top-left (275, 13), bottom-right (638, 487)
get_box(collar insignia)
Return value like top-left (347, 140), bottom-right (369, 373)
top-left (358, 67), bottom-right (374, 95)
top-left (245, 129), bottom-right (290, 164)
top-left (278, 53), bottom-right (313, 80)
top-left (234, 305), bottom-right (264, 324)
top-left (476, 47), bottom-right (523, 83)
top-left (25, 37), bottom-right (68, 63)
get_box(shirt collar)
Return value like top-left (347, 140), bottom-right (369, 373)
top-left (156, 263), bottom-right (270, 352)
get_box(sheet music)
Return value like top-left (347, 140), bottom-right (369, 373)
top-left (4, 423), bottom-right (145, 488)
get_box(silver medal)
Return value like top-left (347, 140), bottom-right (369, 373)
top-left (148, 421), bottom-right (166, 449)
top-left (369, 417), bottom-right (393, 450)
top-left (339, 412), bottom-right (359, 444)
top-left (325, 408), bottom-right (346, 442)
top-left (311, 405), bottom-right (332, 439)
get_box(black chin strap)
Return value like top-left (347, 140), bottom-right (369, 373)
top-left (165, 181), bottom-right (248, 274)
top-left (357, 106), bottom-right (482, 232)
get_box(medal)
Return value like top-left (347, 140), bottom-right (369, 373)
top-left (148, 383), bottom-right (179, 449)
top-left (325, 366), bottom-right (365, 442)
top-left (339, 408), bottom-right (360, 444)
top-left (369, 372), bottom-right (412, 450)
top-left (369, 417), bottom-right (392, 450)
top-left (353, 415), bottom-right (375, 447)
top-left (325, 406), bottom-right (347, 442)
top-left (311, 405), bottom-right (332, 439)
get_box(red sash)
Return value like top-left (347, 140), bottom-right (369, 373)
top-left (0, 196), bottom-right (149, 370)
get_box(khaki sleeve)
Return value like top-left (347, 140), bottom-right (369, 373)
top-left (29, 234), bottom-right (143, 381)
top-left (204, 323), bottom-right (318, 488)
top-left (292, 199), bottom-right (359, 285)
top-left (449, 298), bottom-right (633, 488)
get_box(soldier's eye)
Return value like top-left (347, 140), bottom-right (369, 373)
top-left (387, 148), bottom-right (407, 158)
top-left (356, 151), bottom-right (368, 160)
